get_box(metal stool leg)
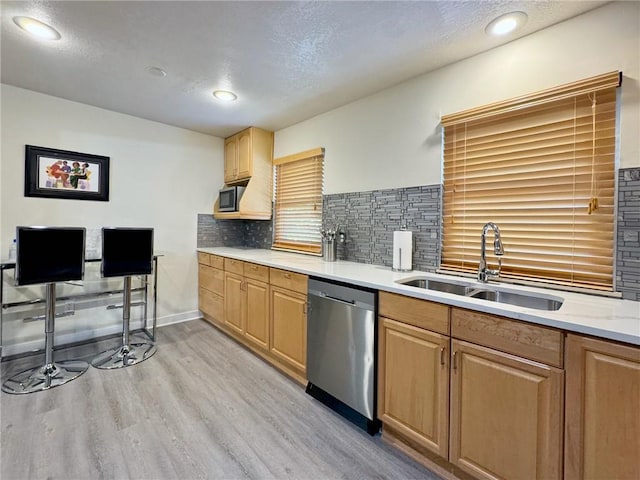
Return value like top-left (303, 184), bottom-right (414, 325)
top-left (2, 284), bottom-right (89, 394)
top-left (92, 276), bottom-right (156, 369)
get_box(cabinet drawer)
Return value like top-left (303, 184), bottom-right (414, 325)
top-left (451, 307), bottom-right (563, 367)
top-left (244, 262), bottom-right (269, 282)
top-left (197, 252), bottom-right (210, 265)
top-left (269, 268), bottom-right (307, 293)
top-left (224, 258), bottom-right (244, 275)
top-left (198, 264), bottom-right (224, 296)
top-left (208, 254), bottom-right (224, 270)
top-left (199, 288), bottom-right (223, 322)
top-left (379, 291), bottom-right (449, 335)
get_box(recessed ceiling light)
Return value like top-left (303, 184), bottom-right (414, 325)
top-left (485, 11), bottom-right (528, 36)
top-left (13, 16), bottom-right (61, 41)
top-left (146, 66), bottom-right (167, 78)
top-left (213, 90), bottom-right (238, 102)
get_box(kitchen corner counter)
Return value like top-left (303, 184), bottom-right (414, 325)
top-left (198, 247), bottom-right (640, 346)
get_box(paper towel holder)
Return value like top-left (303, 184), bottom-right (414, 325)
top-left (391, 249), bottom-right (412, 272)
top-left (392, 224), bottom-right (413, 272)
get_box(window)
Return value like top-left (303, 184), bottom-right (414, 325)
top-left (440, 71), bottom-right (621, 291)
top-left (273, 148), bottom-right (324, 254)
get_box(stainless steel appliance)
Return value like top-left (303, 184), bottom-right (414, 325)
top-left (218, 185), bottom-right (245, 212)
top-left (306, 278), bottom-right (379, 434)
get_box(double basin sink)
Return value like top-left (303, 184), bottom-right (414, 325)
top-left (396, 278), bottom-right (563, 311)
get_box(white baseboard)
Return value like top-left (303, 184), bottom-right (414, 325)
top-left (152, 310), bottom-right (202, 327)
top-left (1, 310), bottom-right (203, 358)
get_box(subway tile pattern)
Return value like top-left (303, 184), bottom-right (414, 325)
top-left (323, 185), bottom-right (441, 272)
top-left (616, 168), bottom-right (640, 301)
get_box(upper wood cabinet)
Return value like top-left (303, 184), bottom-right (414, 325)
top-left (224, 128), bottom-right (255, 183)
top-left (564, 334), bottom-right (640, 480)
top-left (216, 127), bottom-right (274, 220)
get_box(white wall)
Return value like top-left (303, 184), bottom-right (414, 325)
top-left (1, 85), bottom-right (222, 351)
top-left (275, 2), bottom-right (640, 194)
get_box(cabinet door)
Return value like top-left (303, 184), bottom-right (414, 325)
top-left (236, 129), bottom-right (252, 180)
top-left (270, 286), bottom-right (306, 374)
top-left (378, 317), bottom-right (449, 458)
top-left (224, 272), bottom-right (244, 334)
top-left (450, 339), bottom-right (563, 480)
top-left (224, 136), bottom-right (238, 183)
top-left (245, 279), bottom-right (269, 350)
top-left (565, 334), bottom-right (640, 480)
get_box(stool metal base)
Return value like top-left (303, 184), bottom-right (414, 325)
top-left (1, 360), bottom-right (89, 395)
top-left (91, 343), bottom-right (156, 370)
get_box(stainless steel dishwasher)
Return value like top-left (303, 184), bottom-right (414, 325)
top-left (306, 278), bottom-right (380, 434)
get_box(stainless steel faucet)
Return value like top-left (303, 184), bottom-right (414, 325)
top-left (478, 222), bottom-right (504, 283)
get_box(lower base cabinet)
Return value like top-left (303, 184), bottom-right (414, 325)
top-left (564, 334), bottom-right (640, 480)
top-left (198, 255), bottom-right (307, 384)
top-left (270, 285), bottom-right (307, 375)
top-left (198, 254), bottom-right (224, 323)
top-left (450, 340), bottom-right (563, 480)
top-left (224, 271), bottom-right (245, 334)
top-left (378, 316), bottom-right (450, 458)
top-left (245, 278), bottom-right (269, 350)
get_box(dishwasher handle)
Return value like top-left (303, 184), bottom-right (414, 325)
top-left (322, 294), bottom-right (356, 306)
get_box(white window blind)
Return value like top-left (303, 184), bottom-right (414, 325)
top-left (441, 71), bottom-right (621, 291)
top-left (273, 148), bottom-right (324, 254)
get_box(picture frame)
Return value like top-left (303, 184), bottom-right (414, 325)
top-left (24, 145), bottom-right (110, 202)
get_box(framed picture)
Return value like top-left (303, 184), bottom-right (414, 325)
top-left (24, 145), bottom-right (110, 201)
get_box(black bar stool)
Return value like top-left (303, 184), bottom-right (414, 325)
top-left (91, 227), bottom-right (156, 369)
top-left (2, 227), bottom-right (89, 394)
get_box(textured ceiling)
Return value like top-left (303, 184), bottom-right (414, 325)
top-left (1, 1), bottom-right (609, 138)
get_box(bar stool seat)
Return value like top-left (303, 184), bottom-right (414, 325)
top-left (2, 227), bottom-right (89, 394)
top-left (92, 227), bottom-right (156, 369)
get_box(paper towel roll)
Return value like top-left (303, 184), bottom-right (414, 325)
top-left (393, 230), bottom-right (412, 271)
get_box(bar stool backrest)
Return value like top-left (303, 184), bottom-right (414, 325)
top-left (15, 226), bottom-right (85, 286)
top-left (101, 227), bottom-right (154, 278)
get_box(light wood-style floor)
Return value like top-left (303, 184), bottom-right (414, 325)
top-left (1, 319), bottom-right (441, 480)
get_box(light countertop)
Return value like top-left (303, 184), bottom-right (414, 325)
top-left (198, 247), bottom-right (640, 346)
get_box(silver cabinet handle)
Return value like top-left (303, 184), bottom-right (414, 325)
top-left (453, 350), bottom-right (459, 372)
top-left (440, 347), bottom-right (446, 366)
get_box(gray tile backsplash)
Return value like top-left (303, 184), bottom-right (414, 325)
top-left (616, 168), bottom-right (640, 301)
top-left (198, 170), bottom-right (639, 300)
top-left (197, 214), bottom-right (273, 249)
top-left (323, 185), bottom-right (441, 272)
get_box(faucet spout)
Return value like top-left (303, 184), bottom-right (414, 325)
top-left (478, 222), bottom-right (504, 283)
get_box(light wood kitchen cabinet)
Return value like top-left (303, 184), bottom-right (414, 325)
top-left (198, 253), bottom-right (224, 323)
top-left (270, 273), bottom-right (307, 375)
top-left (224, 271), bottom-right (244, 334)
top-left (222, 260), bottom-right (270, 350)
top-left (244, 278), bottom-right (269, 350)
top-left (377, 292), bottom-right (450, 459)
top-left (564, 334), bottom-right (640, 480)
top-left (199, 256), bottom-right (308, 384)
top-left (378, 299), bottom-right (565, 480)
top-left (449, 339), bottom-right (564, 480)
top-left (378, 316), bottom-right (450, 458)
top-left (223, 127), bottom-right (271, 184)
top-left (216, 127), bottom-right (274, 219)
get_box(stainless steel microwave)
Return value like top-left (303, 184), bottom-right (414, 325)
top-left (218, 185), bottom-right (245, 212)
